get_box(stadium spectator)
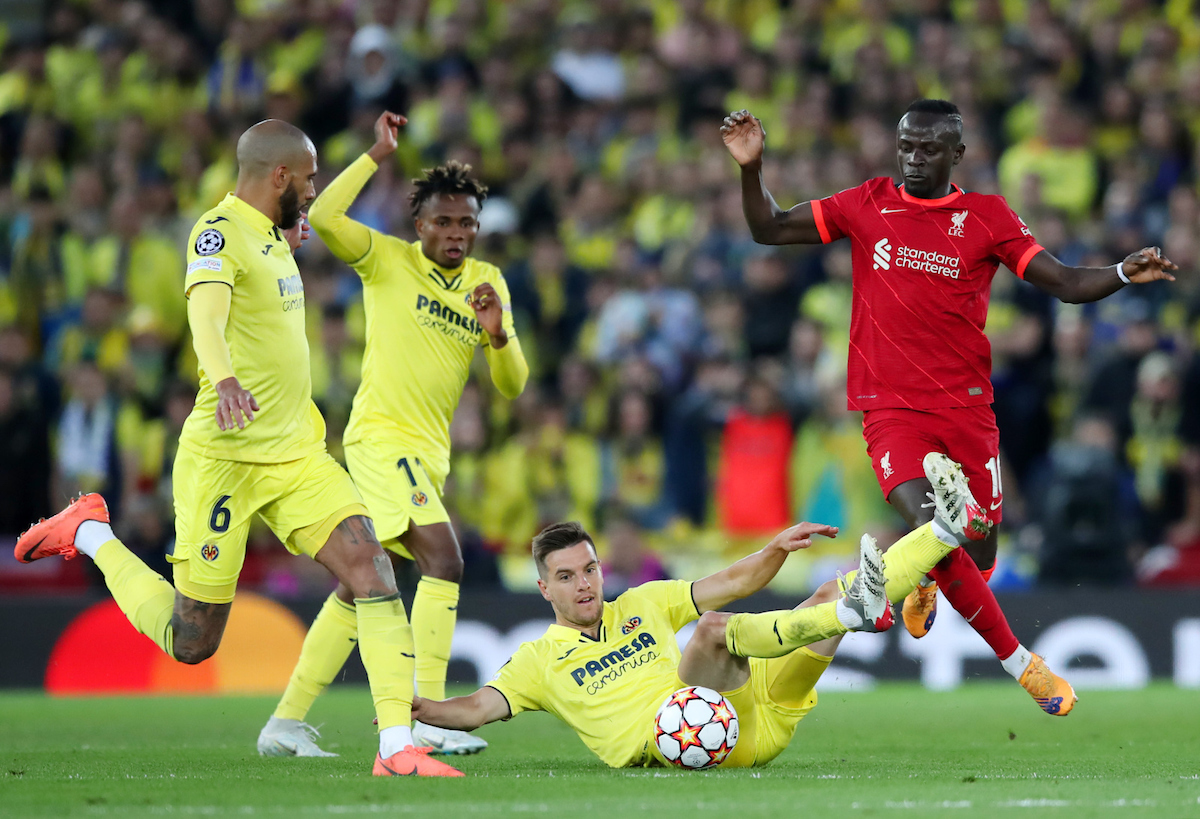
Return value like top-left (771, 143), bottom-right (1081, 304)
top-left (0, 365), bottom-right (51, 533)
top-left (716, 370), bottom-right (792, 540)
top-left (599, 513), bottom-right (668, 596)
top-left (1, 0), bottom-right (1199, 596)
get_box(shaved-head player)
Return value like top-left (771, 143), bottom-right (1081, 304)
top-left (15, 119), bottom-right (463, 777)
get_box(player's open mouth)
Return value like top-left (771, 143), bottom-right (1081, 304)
top-left (445, 248), bottom-right (463, 259)
top-left (577, 595), bottom-right (594, 605)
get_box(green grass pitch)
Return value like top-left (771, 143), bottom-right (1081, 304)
top-left (1, 683), bottom-right (1197, 818)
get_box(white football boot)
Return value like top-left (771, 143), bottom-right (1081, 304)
top-left (412, 720), bottom-right (489, 755)
top-left (838, 533), bottom-right (894, 632)
top-left (257, 716), bottom-right (338, 757)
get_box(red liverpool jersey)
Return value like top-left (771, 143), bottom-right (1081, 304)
top-left (811, 178), bottom-right (1044, 411)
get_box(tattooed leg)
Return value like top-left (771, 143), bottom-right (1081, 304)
top-left (315, 515), bottom-right (398, 599)
top-left (170, 592), bottom-right (232, 664)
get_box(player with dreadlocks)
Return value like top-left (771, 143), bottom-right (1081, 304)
top-left (257, 111), bottom-right (528, 761)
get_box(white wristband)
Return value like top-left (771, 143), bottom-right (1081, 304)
top-left (1115, 261), bottom-right (1131, 284)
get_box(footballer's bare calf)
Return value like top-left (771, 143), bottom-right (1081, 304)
top-left (333, 520), bottom-right (464, 606)
top-left (171, 515), bottom-right (393, 664)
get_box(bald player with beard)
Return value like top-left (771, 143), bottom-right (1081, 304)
top-left (15, 120), bottom-right (463, 777)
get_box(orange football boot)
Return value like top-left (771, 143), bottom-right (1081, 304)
top-left (373, 746), bottom-right (465, 777)
top-left (14, 494), bottom-right (109, 563)
top-left (1018, 653), bottom-right (1078, 716)
top-left (902, 581), bottom-right (938, 638)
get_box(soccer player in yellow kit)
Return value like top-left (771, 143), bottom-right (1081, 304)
top-left (411, 454), bottom-right (994, 768)
top-left (15, 119), bottom-right (462, 778)
top-left (258, 112), bottom-right (528, 757)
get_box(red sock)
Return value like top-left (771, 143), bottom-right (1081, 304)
top-left (980, 565), bottom-right (995, 583)
top-left (929, 547), bottom-right (1019, 660)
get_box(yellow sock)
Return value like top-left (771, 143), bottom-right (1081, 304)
top-left (879, 523), bottom-right (958, 603)
top-left (726, 602), bottom-right (846, 658)
top-left (725, 524), bottom-right (958, 659)
top-left (355, 592), bottom-right (415, 731)
top-left (411, 577), bottom-right (459, 702)
top-left (93, 540), bottom-right (175, 656)
top-left (274, 592), bottom-right (358, 721)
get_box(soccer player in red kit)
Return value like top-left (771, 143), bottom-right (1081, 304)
top-left (721, 99), bottom-right (1177, 716)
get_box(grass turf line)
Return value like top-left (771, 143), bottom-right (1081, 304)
top-left (1, 683), bottom-right (1197, 818)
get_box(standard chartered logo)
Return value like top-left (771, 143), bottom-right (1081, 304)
top-left (896, 246), bottom-right (962, 278)
top-left (873, 238), bottom-right (892, 270)
top-left (873, 237), bottom-right (962, 279)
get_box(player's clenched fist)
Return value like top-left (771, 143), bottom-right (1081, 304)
top-left (1122, 246), bottom-right (1178, 284)
top-left (215, 376), bottom-right (259, 430)
top-left (367, 111), bottom-right (408, 165)
top-left (471, 282), bottom-right (508, 347)
top-left (721, 109), bottom-right (766, 169)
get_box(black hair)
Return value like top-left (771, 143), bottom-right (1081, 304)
top-left (408, 160), bottom-right (489, 219)
top-left (903, 99), bottom-right (964, 137)
top-left (532, 521), bottom-right (595, 576)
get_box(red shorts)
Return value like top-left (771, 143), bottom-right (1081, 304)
top-left (861, 405), bottom-right (1004, 523)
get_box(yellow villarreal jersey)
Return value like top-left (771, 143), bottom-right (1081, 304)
top-left (179, 193), bottom-right (325, 463)
top-left (488, 580), bottom-right (699, 768)
top-left (344, 235), bottom-right (516, 476)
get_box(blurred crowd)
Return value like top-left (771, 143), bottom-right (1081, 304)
top-left (2, 0), bottom-right (1200, 596)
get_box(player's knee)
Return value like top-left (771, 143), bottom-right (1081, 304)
top-left (696, 611), bottom-right (731, 646)
top-left (811, 579), bottom-right (840, 605)
top-left (423, 550), bottom-right (463, 583)
top-left (343, 544), bottom-right (399, 599)
top-left (173, 639), bottom-right (218, 665)
top-left (964, 541), bottom-right (996, 571)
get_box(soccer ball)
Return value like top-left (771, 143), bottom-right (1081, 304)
top-left (653, 686), bottom-right (738, 770)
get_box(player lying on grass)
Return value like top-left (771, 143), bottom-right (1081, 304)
top-left (412, 453), bottom-right (1031, 768)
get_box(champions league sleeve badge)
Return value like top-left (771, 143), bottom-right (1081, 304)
top-left (195, 229), bottom-right (226, 256)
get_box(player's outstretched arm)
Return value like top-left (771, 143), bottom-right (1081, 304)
top-left (411, 687), bottom-right (510, 732)
top-left (1023, 246), bottom-right (1177, 304)
top-left (308, 111), bottom-right (408, 265)
top-left (691, 522), bottom-right (838, 613)
top-left (720, 109), bottom-right (824, 246)
top-left (187, 282), bottom-right (258, 430)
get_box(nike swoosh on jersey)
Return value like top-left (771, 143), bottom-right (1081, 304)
top-left (990, 500), bottom-right (1003, 510)
top-left (880, 207), bottom-right (906, 214)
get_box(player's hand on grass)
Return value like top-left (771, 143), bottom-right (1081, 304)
top-left (215, 376), bottom-right (259, 430)
top-left (767, 522), bottom-right (839, 554)
top-left (471, 282), bottom-right (508, 347)
top-left (367, 111), bottom-right (407, 164)
top-left (721, 109), bottom-right (766, 169)
top-left (283, 215), bottom-right (309, 254)
top-left (1121, 246), bottom-right (1178, 284)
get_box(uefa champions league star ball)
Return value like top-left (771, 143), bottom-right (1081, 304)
top-left (653, 686), bottom-right (739, 770)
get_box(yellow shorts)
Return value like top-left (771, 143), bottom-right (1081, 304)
top-left (719, 648), bottom-right (831, 768)
top-left (345, 442), bottom-right (450, 557)
top-left (170, 447), bottom-right (368, 604)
